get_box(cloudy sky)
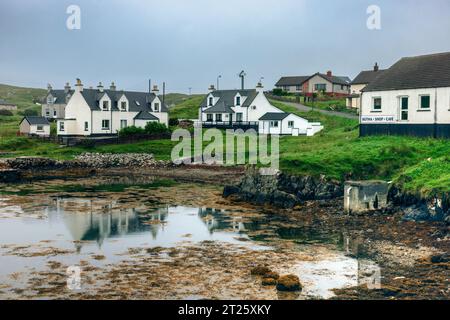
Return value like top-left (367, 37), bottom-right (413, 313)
top-left (1, 0), bottom-right (450, 93)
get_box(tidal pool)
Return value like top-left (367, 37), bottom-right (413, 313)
top-left (0, 189), bottom-right (381, 299)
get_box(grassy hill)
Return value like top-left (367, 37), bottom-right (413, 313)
top-left (0, 83), bottom-right (46, 111)
top-left (169, 95), bottom-right (204, 120)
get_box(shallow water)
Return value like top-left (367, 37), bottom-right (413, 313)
top-left (0, 189), bottom-right (381, 299)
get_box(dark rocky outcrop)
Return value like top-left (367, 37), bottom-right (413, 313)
top-left (276, 275), bottom-right (302, 292)
top-left (0, 169), bottom-right (22, 183)
top-left (223, 167), bottom-right (343, 208)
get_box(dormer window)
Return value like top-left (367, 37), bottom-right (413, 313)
top-left (47, 96), bottom-right (53, 104)
top-left (121, 101), bottom-right (127, 111)
top-left (102, 101), bottom-right (109, 111)
top-left (154, 103), bottom-right (160, 112)
top-left (208, 97), bottom-right (213, 106)
top-left (236, 96), bottom-right (241, 106)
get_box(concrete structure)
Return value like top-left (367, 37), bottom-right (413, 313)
top-left (0, 99), bottom-right (17, 111)
top-left (42, 83), bottom-right (73, 119)
top-left (57, 79), bottom-right (169, 138)
top-left (19, 116), bottom-right (50, 137)
top-left (344, 180), bottom-right (389, 213)
top-left (360, 52), bottom-right (450, 138)
top-left (198, 82), bottom-right (323, 136)
top-left (346, 63), bottom-right (386, 111)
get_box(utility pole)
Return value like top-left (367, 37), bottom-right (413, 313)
top-left (239, 70), bottom-right (246, 90)
top-left (217, 75), bottom-right (222, 90)
top-left (188, 87), bottom-right (192, 96)
top-left (162, 82), bottom-right (165, 105)
top-left (148, 79), bottom-right (151, 93)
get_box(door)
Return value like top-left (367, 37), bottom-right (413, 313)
top-left (400, 97), bottom-right (408, 121)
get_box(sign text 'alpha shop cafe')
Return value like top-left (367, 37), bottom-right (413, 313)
top-left (360, 115), bottom-right (395, 123)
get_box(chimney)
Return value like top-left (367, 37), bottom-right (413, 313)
top-left (374, 63), bottom-right (379, 72)
top-left (47, 83), bottom-right (52, 93)
top-left (208, 84), bottom-right (215, 93)
top-left (75, 78), bottom-right (83, 92)
top-left (97, 82), bottom-right (104, 92)
top-left (326, 70), bottom-right (332, 77)
top-left (110, 81), bottom-right (116, 91)
top-left (256, 81), bottom-right (264, 93)
top-left (64, 82), bottom-right (71, 93)
top-left (151, 84), bottom-right (159, 95)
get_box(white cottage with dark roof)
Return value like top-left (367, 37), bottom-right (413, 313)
top-left (198, 82), bottom-right (323, 136)
top-left (360, 52), bottom-right (450, 138)
top-left (19, 116), bottom-right (50, 137)
top-left (57, 79), bottom-right (168, 137)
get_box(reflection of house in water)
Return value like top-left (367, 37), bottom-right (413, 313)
top-left (197, 208), bottom-right (247, 234)
top-left (47, 198), bottom-right (168, 250)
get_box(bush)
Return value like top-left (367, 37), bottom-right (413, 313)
top-left (118, 126), bottom-right (145, 137)
top-left (20, 108), bottom-right (39, 116)
top-left (272, 88), bottom-right (283, 96)
top-left (169, 118), bottom-right (179, 126)
top-left (144, 122), bottom-right (170, 135)
top-left (0, 109), bottom-right (13, 116)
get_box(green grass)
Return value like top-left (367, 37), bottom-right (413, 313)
top-left (303, 98), bottom-right (356, 114)
top-left (169, 96), bottom-right (203, 120)
top-left (0, 83), bottom-right (46, 111)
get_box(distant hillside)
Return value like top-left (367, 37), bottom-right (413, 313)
top-left (0, 84), bottom-right (46, 110)
top-left (169, 95), bottom-right (204, 120)
top-left (164, 93), bottom-right (203, 107)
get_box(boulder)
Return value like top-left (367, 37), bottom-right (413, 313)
top-left (250, 266), bottom-right (271, 276)
top-left (261, 278), bottom-right (277, 286)
top-left (276, 274), bottom-right (302, 292)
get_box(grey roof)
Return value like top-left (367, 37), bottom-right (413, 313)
top-left (46, 90), bottom-right (74, 104)
top-left (259, 112), bottom-right (289, 121)
top-left (203, 100), bottom-right (235, 114)
top-left (275, 76), bottom-right (310, 86)
top-left (312, 73), bottom-right (351, 85)
top-left (21, 116), bottom-right (50, 125)
top-left (0, 99), bottom-right (15, 105)
top-left (79, 89), bottom-right (168, 113)
top-left (134, 111), bottom-right (159, 120)
top-left (200, 89), bottom-right (259, 109)
top-left (351, 69), bottom-right (387, 85)
top-left (363, 52), bottom-right (450, 92)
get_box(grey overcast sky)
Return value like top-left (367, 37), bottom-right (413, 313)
top-left (1, 0), bottom-right (450, 93)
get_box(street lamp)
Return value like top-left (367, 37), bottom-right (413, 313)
top-left (217, 75), bottom-right (222, 90)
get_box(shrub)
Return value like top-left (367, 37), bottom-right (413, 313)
top-left (118, 126), bottom-right (145, 137)
top-left (272, 88), bottom-right (283, 96)
top-left (20, 108), bottom-right (39, 116)
top-left (144, 122), bottom-right (170, 135)
top-left (0, 109), bottom-right (13, 116)
top-left (169, 118), bottom-right (179, 126)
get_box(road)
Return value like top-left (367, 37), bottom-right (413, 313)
top-left (277, 100), bottom-right (359, 120)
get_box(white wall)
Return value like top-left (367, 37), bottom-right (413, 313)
top-left (361, 87), bottom-right (450, 124)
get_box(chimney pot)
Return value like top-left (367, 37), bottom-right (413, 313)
top-left (374, 63), bottom-right (379, 72)
top-left (326, 70), bottom-right (332, 77)
top-left (64, 82), bottom-right (71, 93)
top-left (97, 82), bottom-right (104, 92)
top-left (110, 81), bottom-right (116, 91)
top-left (75, 78), bottom-right (83, 92)
top-left (47, 83), bottom-right (52, 92)
top-left (208, 84), bottom-right (216, 92)
top-left (151, 85), bottom-right (159, 95)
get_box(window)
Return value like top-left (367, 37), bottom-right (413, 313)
top-left (45, 109), bottom-right (50, 116)
top-left (102, 101), bottom-right (109, 111)
top-left (400, 97), bottom-right (409, 121)
top-left (37, 125), bottom-right (43, 131)
top-left (121, 101), bottom-right (127, 111)
top-left (206, 114), bottom-right (213, 122)
top-left (47, 96), bottom-right (53, 104)
top-left (288, 121), bottom-right (294, 128)
top-left (315, 84), bottom-right (326, 91)
top-left (84, 122), bottom-right (89, 131)
top-left (59, 122), bottom-right (65, 131)
top-left (296, 85), bottom-right (301, 91)
top-left (53, 110), bottom-right (57, 117)
top-left (236, 113), bottom-right (243, 122)
top-left (208, 97), bottom-right (213, 106)
top-left (120, 120), bottom-right (127, 129)
top-left (216, 114), bottom-right (222, 122)
top-left (102, 120), bottom-right (110, 130)
top-left (420, 95), bottom-right (430, 109)
top-left (236, 96), bottom-right (241, 106)
top-left (373, 97), bottom-right (382, 111)
top-left (270, 121), bottom-right (279, 128)
top-left (154, 103), bottom-right (160, 112)
top-left (283, 86), bottom-right (289, 92)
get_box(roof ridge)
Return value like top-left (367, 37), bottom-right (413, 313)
top-left (402, 51), bottom-right (450, 59)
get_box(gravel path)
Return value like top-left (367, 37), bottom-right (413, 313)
top-left (278, 101), bottom-right (359, 120)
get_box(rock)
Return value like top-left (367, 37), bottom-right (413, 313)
top-left (223, 185), bottom-right (240, 198)
top-left (430, 254), bottom-right (449, 263)
top-left (261, 278), bottom-right (277, 286)
top-left (276, 275), bottom-right (302, 292)
top-left (250, 266), bottom-right (271, 276)
top-left (402, 205), bottom-right (431, 222)
top-left (0, 169), bottom-right (22, 183)
top-left (263, 271), bottom-right (279, 280)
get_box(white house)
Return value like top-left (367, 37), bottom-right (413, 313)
top-left (57, 79), bottom-right (169, 138)
top-left (42, 83), bottom-right (73, 119)
top-left (0, 99), bottom-right (17, 111)
top-left (19, 116), bottom-right (50, 137)
top-left (346, 63), bottom-right (386, 111)
top-left (198, 82), bottom-right (323, 136)
top-left (360, 52), bottom-right (450, 138)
